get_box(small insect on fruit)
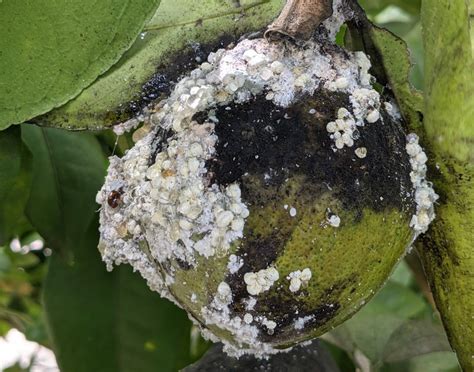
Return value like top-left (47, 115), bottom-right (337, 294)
top-left (107, 189), bottom-right (123, 208)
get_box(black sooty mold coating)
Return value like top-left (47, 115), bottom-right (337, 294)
top-left (192, 89), bottom-right (415, 337)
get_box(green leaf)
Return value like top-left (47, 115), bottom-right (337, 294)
top-left (0, 247), bottom-right (12, 274)
top-left (368, 26), bottom-right (424, 132)
top-left (367, 281), bottom-right (426, 319)
top-left (344, 4), bottom-right (424, 134)
top-left (0, 126), bottom-right (32, 245)
top-left (21, 125), bottom-right (106, 258)
top-left (324, 279), bottom-right (429, 366)
top-left (359, 0), bottom-right (421, 16)
top-left (35, 0), bottom-right (283, 130)
top-left (382, 320), bottom-right (452, 363)
top-left (344, 311), bottom-right (404, 363)
top-left (389, 260), bottom-right (414, 287)
top-left (0, 0), bottom-right (161, 129)
top-left (21, 124), bottom-right (197, 371)
top-left (44, 218), bottom-right (195, 372)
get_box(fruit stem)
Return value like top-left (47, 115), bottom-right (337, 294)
top-left (265, 0), bottom-right (334, 41)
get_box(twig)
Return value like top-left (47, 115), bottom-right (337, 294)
top-left (265, 0), bottom-right (334, 40)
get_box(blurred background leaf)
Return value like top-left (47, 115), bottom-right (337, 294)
top-left (18, 123), bottom-right (207, 371)
top-left (322, 261), bottom-right (460, 371)
top-left (0, 127), bottom-right (33, 246)
top-left (43, 218), bottom-right (199, 372)
top-left (21, 126), bottom-right (107, 261)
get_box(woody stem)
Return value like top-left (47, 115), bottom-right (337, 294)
top-left (265, 0), bottom-right (334, 41)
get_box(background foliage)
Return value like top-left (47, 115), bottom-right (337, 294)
top-left (0, 0), bottom-right (468, 371)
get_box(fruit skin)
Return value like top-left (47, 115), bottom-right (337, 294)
top-left (96, 34), bottom-right (432, 356)
top-left (160, 88), bottom-right (416, 350)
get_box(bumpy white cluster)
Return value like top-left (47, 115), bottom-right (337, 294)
top-left (244, 267), bottom-right (280, 295)
top-left (406, 134), bottom-right (439, 235)
top-left (351, 88), bottom-right (381, 124)
top-left (95, 34), bottom-right (400, 356)
top-left (326, 108), bottom-right (357, 149)
top-left (324, 52), bottom-right (382, 151)
top-left (294, 315), bottom-right (315, 330)
top-left (96, 0), bottom-right (436, 357)
top-left (227, 254), bottom-right (244, 274)
top-left (327, 214), bottom-right (341, 227)
top-left (97, 33), bottom-right (384, 280)
top-left (287, 268), bottom-right (312, 292)
top-left (201, 280), bottom-right (281, 357)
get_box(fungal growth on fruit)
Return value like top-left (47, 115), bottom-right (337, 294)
top-left (96, 0), bottom-right (437, 357)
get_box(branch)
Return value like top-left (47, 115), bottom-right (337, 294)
top-left (265, 0), bottom-right (334, 41)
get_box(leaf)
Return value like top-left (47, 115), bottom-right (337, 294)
top-left (368, 281), bottom-right (426, 319)
top-left (368, 26), bottom-right (424, 131)
top-left (389, 260), bottom-right (414, 287)
top-left (344, 5), bottom-right (423, 133)
top-left (358, 0), bottom-right (421, 16)
top-left (381, 352), bottom-right (460, 372)
top-left (21, 125), bottom-right (106, 259)
top-left (0, 0), bottom-right (161, 129)
top-left (324, 279), bottom-right (429, 365)
top-left (35, 0), bottom-right (283, 130)
top-left (417, 0), bottom-right (474, 370)
top-left (43, 218), bottom-right (195, 372)
top-left (344, 311), bottom-right (404, 363)
top-left (0, 126), bottom-right (32, 245)
top-left (21, 124), bottom-right (197, 371)
top-left (382, 320), bottom-right (452, 363)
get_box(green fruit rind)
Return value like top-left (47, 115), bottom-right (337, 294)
top-left (420, 0), bottom-right (474, 370)
top-left (96, 14), bottom-right (436, 356)
top-left (170, 204), bottom-right (413, 349)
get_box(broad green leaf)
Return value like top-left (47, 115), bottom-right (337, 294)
top-left (0, 126), bottom-right (32, 245)
top-left (0, 0), bottom-right (161, 129)
top-left (382, 320), bottom-right (452, 363)
top-left (401, 22), bottom-right (423, 90)
top-left (418, 0), bottom-right (474, 370)
top-left (0, 247), bottom-right (12, 274)
top-left (21, 125), bottom-right (106, 259)
top-left (35, 0), bottom-right (284, 130)
top-left (44, 218), bottom-right (195, 372)
top-left (368, 26), bottom-right (423, 132)
top-left (344, 311), bottom-right (404, 364)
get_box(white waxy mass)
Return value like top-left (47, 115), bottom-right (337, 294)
top-left (95, 0), bottom-right (436, 356)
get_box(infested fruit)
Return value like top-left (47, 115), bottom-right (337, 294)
top-left (96, 3), bottom-right (437, 357)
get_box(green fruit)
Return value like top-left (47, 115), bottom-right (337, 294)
top-left (97, 35), bottom-right (435, 356)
